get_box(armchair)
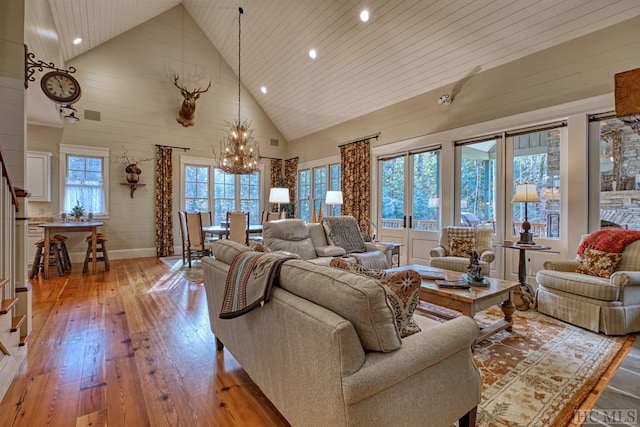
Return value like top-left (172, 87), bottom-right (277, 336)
top-left (429, 226), bottom-right (494, 275)
top-left (536, 232), bottom-right (640, 335)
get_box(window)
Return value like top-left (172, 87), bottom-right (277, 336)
top-left (297, 163), bottom-right (342, 220)
top-left (298, 169), bottom-right (311, 222)
top-left (591, 116), bottom-right (637, 230)
top-left (508, 124), bottom-right (564, 239)
top-left (412, 150), bottom-right (440, 231)
top-left (329, 163), bottom-right (342, 215)
top-left (184, 165), bottom-right (210, 212)
top-left (180, 156), bottom-right (262, 225)
top-left (312, 166), bottom-right (327, 217)
top-left (456, 139), bottom-right (497, 229)
top-left (59, 144), bottom-right (109, 217)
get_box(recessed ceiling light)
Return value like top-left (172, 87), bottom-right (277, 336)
top-left (73, 37), bottom-right (82, 45)
top-left (260, 86), bottom-right (267, 94)
top-left (360, 9), bottom-right (370, 22)
top-left (309, 49), bottom-right (317, 59)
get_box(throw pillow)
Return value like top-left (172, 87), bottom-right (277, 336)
top-left (321, 216), bottom-right (367, 253)
top-left (576, 249), bottom-right (622, 279)
top-left (450, 237), bottom-right (475, 258)
top-left (328, 259), bottom-right (422, 337)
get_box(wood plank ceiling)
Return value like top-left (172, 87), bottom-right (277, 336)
top-left (24, 0), bottom-right (640, 140)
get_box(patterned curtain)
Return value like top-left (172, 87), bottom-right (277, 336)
top-left (155, 146), bottom-right (174, 256)
top-left (270, 159), bottom-right (283, 211)
top-left (341, 139), bottom-right (370, 226)
top-left (284, 157), bottom-right (298, 218)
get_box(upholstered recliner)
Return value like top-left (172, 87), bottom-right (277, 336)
top-left (429, 226), bottom-right (495, 275)
top-left (536, 233), bottom-right (640, 335)
top-left (263, 217), bottom-right (392, 269)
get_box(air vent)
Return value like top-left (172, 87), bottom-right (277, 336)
top-left (270, 138), bottom-right (279, 146)
top-left (84, 110), bottom-right (101, 121)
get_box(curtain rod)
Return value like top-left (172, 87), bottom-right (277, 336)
top-left (155, 144), bottom-right (190, 151)
top-left (338, 132), bottom-right (380, 148)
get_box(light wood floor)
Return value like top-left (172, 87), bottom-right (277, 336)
top-left (0, 257), bottom-right (289, 427)
top-left (0, 257), bottom-right (634, 427)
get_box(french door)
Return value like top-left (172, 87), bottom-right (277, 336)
top-left (377, 147), bottom-right (441, 265)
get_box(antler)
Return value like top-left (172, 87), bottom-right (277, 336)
top-left (173, 75), bottom-right (210, 95)
top-left (117, 147), bottom-right (153, 165)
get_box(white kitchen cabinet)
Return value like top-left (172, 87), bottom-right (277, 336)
top-left (27, 151), bottom-right (52, 202)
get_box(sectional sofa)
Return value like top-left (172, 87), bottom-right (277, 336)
top-left (202, 239), bottom-right (482, 427)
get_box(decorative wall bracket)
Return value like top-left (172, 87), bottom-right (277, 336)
top-left (24, 44), bottom-right (77, 89)
top-left (120, 183), bottom-right (146, 198)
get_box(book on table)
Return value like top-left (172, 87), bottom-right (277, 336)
top-left (434, 279), bottom-right (471, 289)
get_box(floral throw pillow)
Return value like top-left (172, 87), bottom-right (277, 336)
top-left (328, 259), bottom-right (422, 337)
top-left (576, 249), bottom-right (622, 279)
top-left (449, 237), bottom-right (475, 258)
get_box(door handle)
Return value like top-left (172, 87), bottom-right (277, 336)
top-left (403, 215), bottom-right (407, 228)
top-left (409, 215), bottom-right (413, 229)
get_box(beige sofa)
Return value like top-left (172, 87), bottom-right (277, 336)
top-left (203, 240), bottom-right (482, 427)
top-left (263, 218), bottom-right (393, 269)
top-left (536, 236), bottom-right (640, 335)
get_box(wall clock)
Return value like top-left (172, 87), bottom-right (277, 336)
top-left (40, 71), bottom-right (82, 104)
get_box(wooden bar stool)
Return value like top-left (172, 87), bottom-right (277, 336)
top-left (29, 237), bottom-right (66, 279)
top-left (82, 234), bottom-right (110, 273)
top-left (54, 234), bottom-right (72, 271)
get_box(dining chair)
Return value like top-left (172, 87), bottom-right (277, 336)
top-left (178, 211), bottom-right (189, 264)
top-left (198, 211), bottom-right (217, 243)
top-left (226, 211), bottom-right (249, 244)
top-left (184, 212), bottom-right (215, 267)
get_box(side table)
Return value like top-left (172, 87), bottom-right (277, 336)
top-left (496, 243), bottom-right (551, 310)
top-left (376, 242), bottom-right (403, 267)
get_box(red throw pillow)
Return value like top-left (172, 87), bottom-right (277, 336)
top-left (576, 249), bottom-right (622, 278)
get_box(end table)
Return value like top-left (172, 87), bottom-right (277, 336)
top-left (496, 242), bottom-right (551, 310)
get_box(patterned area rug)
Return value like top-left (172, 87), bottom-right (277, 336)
top-left (159, 256), bottom-right (204, 284)
top-left (469, 308), bottom-right (627, 426)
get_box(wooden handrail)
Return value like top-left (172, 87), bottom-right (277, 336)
top-left (0, 144), bottom-right (19, 210)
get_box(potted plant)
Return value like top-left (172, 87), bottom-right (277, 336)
top-left (70, 202), bottom-right (85, 221)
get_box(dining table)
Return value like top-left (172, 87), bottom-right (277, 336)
top-left (202, 224), bottom-right (263, 239)
top-left (38, 221), bottom-right (104, 278)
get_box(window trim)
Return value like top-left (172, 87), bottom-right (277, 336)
top-left (59, 144), bottom-right (110, 218)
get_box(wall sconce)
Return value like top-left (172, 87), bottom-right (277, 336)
top-left (269, 188), bottom-right (290, 216)
top-left (325, 190), bottom-right (343, 216)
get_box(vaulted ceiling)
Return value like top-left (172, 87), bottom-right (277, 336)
top-left (24, 0), bottom-right (640, 140)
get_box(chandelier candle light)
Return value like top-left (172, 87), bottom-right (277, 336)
top-left (512, 183), bottom-right (540, 244)
top-left (215, 7), bottom-right (260, 175)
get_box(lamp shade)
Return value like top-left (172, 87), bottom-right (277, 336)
top-left (269, 188), bottom-right (290, 204)
top-left (325, 190), bottom-right (343, 205)
top-left (512, 183), bottom-right (540, 203)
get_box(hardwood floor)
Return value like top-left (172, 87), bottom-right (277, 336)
top-left (1, 257), bottom-right (636, 427)
top-left (0, 257), bottom-right (288, 427)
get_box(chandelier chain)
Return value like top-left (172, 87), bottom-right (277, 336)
top-left (237, 7), bottom-right (243, 123)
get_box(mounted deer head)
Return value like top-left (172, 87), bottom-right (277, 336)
top-left (173, 75), bottom-right (211, 127)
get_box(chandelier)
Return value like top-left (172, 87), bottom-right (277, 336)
top-left (215, 7), bottom-right (260, 175)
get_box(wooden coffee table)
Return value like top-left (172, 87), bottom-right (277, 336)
top-left (388, 264), bottom-right (520, 344)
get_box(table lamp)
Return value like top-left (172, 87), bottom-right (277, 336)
top-left (325, 191), bottom-right (343, 216)
top-left (512, 183), bottom-right (540, 244)
top-left (269, 188), bottom-right (289, 217)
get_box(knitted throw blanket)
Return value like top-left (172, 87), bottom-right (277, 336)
top-left (219, 251), bottom-right (295, 319)
top-left (577, 229), bottom-right (640, 256)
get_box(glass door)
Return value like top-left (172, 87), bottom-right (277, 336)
top-left (378, 147), bottom-right (442, 265)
